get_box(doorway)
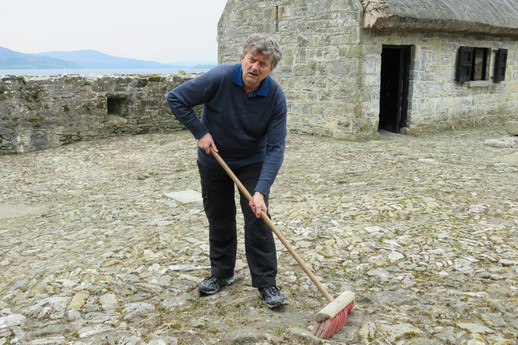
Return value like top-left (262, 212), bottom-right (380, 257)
top-left (379, 45), bottom-right (411, 133)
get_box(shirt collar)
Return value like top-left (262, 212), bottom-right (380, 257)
top-left (232, 64), bottom-right (270, 97)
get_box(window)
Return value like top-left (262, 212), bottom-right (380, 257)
top-left (455, 46), bottom-right (490, 82)
top-left (456, 46), bottom-right (473, 82)
top-left (472, 48), bottom-right (489, 80)
top-left (107, 95), bottom-right (128, 116)
top-left (493, 48), bottom-right (508, 82)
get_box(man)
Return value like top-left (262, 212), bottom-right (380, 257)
top-left (166, 34), bottom-right (287, 309)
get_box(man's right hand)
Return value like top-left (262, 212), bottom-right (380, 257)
top-left (198, 133), bottom-right (218, 155)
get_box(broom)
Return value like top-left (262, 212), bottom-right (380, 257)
top-left (210, 148), bottom-right (356, 339)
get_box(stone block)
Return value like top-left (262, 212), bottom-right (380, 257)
top-left (504, 120), bottom-right (518, 136)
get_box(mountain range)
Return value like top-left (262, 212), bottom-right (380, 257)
top-left (0, 46), bottom-right (215, 69)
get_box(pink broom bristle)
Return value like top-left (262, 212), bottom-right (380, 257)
top-left (313, 300), bottom-right (355, 339)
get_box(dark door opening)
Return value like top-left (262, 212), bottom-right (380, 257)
top-left (379, 45), bottom-right (411, 133)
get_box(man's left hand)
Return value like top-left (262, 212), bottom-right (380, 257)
top-left (249, 192), bottom-right (267, 218)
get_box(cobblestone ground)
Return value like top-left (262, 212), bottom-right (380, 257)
top-left (0, 126), bottom-right (517, 345)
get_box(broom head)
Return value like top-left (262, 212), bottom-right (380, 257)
top-left (313, 291), bottom-right (355, 339)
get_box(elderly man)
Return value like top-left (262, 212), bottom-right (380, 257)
top-left (166, 33), bottom-right (287, 309)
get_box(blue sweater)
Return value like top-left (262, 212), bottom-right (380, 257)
top-left (166, 64), bottom-right (287, 195)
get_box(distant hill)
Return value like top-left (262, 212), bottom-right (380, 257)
top-left (0, 47), bottom-right (81, 69)
top-left (0, 46), bottom-right (216, 70)
top-left (36, 50), bottom-right (173, 69)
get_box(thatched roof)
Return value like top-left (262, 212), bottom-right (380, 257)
top-left (362, 0), bottom-right (518, 37)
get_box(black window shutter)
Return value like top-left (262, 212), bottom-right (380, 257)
top-left (455, 46), bottom-right (473, 82)
top-left (493, 48), bottom-right (508, 82)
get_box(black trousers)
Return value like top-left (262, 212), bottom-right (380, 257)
top-left (197, 161), bottom-right (277, 289)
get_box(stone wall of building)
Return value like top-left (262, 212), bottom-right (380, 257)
top-left (218, 0), bottom-right (375, 141)
top-left (0, 74), bottom-right (195, 154)
top-left (367, 31), bottom-right (518, 133)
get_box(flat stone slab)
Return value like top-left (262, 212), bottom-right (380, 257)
top-left (164, 189), bottom-right (202, 203)
top-left (0, 203), bottom-right (46, 219)
top-left (504, 120), bottom-right (518, 135)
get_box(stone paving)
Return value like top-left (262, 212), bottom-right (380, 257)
top-left (0, 126), bottom-right (517, 345)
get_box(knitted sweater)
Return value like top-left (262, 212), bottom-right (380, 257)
top-left (166, 63), bottom-right (287, 195)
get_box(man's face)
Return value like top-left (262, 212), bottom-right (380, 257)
top-left (241, 51), bottom-right (273, 92)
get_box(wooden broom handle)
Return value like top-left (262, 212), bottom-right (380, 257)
top-left (210, 148), bottom-right (334, 302)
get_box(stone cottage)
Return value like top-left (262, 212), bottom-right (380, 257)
top-left (218, 0), bottom-right (518, 140)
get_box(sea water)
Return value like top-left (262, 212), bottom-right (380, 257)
top-left (0, 67), bottom-right (210, 77)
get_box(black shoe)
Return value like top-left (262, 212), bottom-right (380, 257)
top-left (199, 276), bottom-right (235, 295)
top-left (259, 286), bottom-right (286, 309)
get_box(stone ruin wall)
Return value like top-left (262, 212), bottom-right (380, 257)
top-left (0, 74), bottom-right (196, 154)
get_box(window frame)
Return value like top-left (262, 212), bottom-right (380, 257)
top-left (455, 46), bottom-right (491, 83)
top-left (493, 48), bottom-right (508, 83)
top-left (471, 47), bottom-right (489, 81)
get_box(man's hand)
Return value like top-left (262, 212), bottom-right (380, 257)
top-left (198, 133), bottom-right (218, 155)
top-left (249, 192), bottom-right (267, 218)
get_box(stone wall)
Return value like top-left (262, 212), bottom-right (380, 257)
top-left (218, 0), bottom-right (374, 141)
top-left (367, 31), bottom-right (518, 133)
top-left (218, 0), bottom-right (518, 139)
top-left (0, 74), bottom-right (195, 154)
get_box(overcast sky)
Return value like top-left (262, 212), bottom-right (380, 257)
top-left (0, 0), bottom-right (228, 64)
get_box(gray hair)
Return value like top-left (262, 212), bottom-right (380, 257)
top-left (242, 33), bottom-right (282, 69)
